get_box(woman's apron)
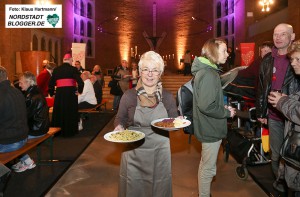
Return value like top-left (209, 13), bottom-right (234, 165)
top-left (118, 101), bottom-right (172, 197)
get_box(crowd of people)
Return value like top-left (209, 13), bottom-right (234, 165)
top-left (0, 21), bottom-right (299, 196)
top-left (110, 22), bottom-right (300, 197)
top-left (0, 53), bottom-right (108, 173)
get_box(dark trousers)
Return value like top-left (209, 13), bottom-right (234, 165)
top-left (184, 63), bottom-right (191, 75)
top-left (78, 102), bottom-right (96, 110)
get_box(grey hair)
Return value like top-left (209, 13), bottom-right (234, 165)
top-left (82, 71), bottom-right (91, 78)
top-left (0, 66), bottom-right (7, 82)
top-left (20, 71), bottom-right (36, 86)
top-left (138, 51), bottom-right (165, 73)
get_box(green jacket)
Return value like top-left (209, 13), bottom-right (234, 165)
top-left (191, 57), bottom-right (231, 142)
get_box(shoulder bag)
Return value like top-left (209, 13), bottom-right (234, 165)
top-left (280, 121), bottom-right (300, 168)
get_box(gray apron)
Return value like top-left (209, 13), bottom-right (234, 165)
top-left (118, 101), bottom-right (172, 197)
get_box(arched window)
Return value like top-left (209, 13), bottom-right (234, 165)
top-left (48, 39), bottom-right (52, 57)
top-left (55, 41), bottom-right (58, 64)
top-left (231, 0), bottom-right (234, 13)
top-left (231, 17), bottom-right (235, 34)
top-left (217, 21), bottom-right (221, 37)
top-left (74, 0), bottom-right (77, 14)
top-left (80, 39), bottom-right (84, 43)
top-left (217, 2), bottom-right (221, 18)
top-left (87, 21), bottom-right (92, 37)
top-left (87, 3), bottom-right (92, 19)
top-left (74, 18), bottom-right (77, 34)
top-left (32, 35), bottom-right (38, 51)
top-left (87, 40), bottom-right (92, 56)
top-left (80, 1), bottom-right (85, 17)
top-left (225, 0), bottom-right (228, 15)
top-left (41, 37), bottom-right (46, 51)
top-left (80, 20), bottom-right (84, 36)
top-left (225, 20), bottom-right (228, 35)
top-left (74, 38), bottom-right (77, 43)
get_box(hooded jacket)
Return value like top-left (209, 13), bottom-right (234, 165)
top-left (191, 57), bottom-right (231, 142)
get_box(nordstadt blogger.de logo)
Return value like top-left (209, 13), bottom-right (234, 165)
top-left (5, 4), bottom-right (62, 28)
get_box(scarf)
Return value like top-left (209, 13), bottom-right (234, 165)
top-left (136, 78), bottom-right (162, 108)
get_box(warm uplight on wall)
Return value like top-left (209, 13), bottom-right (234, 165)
top-left (36, 0), bottom-right (51, 5)
top-left (259, 0), bottom-right (274, 12)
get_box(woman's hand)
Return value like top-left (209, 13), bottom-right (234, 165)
top-left (268, 91), bottom-right (286, 107)
top-left (258, 118), bottom-right (268, 125)
top-left (176, 116), bottom-right (185, 120)
top-left (114, 124), bottom-right (124, 131)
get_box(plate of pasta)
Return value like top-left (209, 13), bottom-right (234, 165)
top-left (151, 117), bottom-right (191, 131)
top-left (104, 129), bottom-right (145, 143)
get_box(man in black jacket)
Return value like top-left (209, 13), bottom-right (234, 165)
top-left (0, 66), bottom-right (28, 153)
top-left (256, 23), bottom-right (299, 192)
top-left (11, 71), bottom-right (50, 173)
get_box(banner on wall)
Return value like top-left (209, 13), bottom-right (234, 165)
top-left (72, 43), bottom-right (86, 68)
top-left (240, 43), bottom-right (255, 66)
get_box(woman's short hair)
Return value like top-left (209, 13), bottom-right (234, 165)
top-left (20, 71), bottom-right (36, 86)
top-left (82, 71), bottom-right (91, 79)
top-left (288, 40), bottom-right (300, 57)
top-left (0, 66), bottom-right (7, 82)
top-left (138, 51), bottom-right (165, 73)
top-left (201, 38), bottom-right (227, 64)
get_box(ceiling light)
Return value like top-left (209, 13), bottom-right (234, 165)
top-left (259, 0), bottom-right (274, 12)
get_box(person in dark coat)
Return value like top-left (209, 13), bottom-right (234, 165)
top-left (223, 41), bottom-right (273, 99)
top-left (75, 60), bottom-right (85, 73)
top-left (90, 74), bottom-right (103, 104)
top-left (12, 71), bottom-right (50, 173)
top-left (48, 54), bottom-right (84, 137)
top-left (0, 66), bottom-right (28, 153)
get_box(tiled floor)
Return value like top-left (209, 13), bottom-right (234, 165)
top-left (46, 118), bottom-right (267, 197)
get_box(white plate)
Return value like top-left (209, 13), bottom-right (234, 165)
top-left (104, 130), bottom-right (145, 143)
top-left (151, 118), bottom-right (191, 131)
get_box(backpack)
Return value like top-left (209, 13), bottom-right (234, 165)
top-left (177, 78), bottom-right (194, 143)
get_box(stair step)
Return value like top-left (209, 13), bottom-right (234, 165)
top-left (102, 75), bottom-right (191, 109)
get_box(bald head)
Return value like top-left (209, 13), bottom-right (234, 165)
top-left (81, 71), bottom-right (91, 81)
top-left (90, 74), bottom-right (97, 83)
top-left (277, 23), bottom-right (293, 32)
top-left (273, 23), bottom-right (295, 54)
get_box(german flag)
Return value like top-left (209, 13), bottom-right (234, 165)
top-left (261, 126), bottom-right (270, 152)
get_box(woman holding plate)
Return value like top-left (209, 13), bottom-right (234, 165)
top-left (114, 51), bottom-right (178, 197)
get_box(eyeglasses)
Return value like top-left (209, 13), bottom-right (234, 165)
top-left (141, 68), bottom-right (161, 76)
